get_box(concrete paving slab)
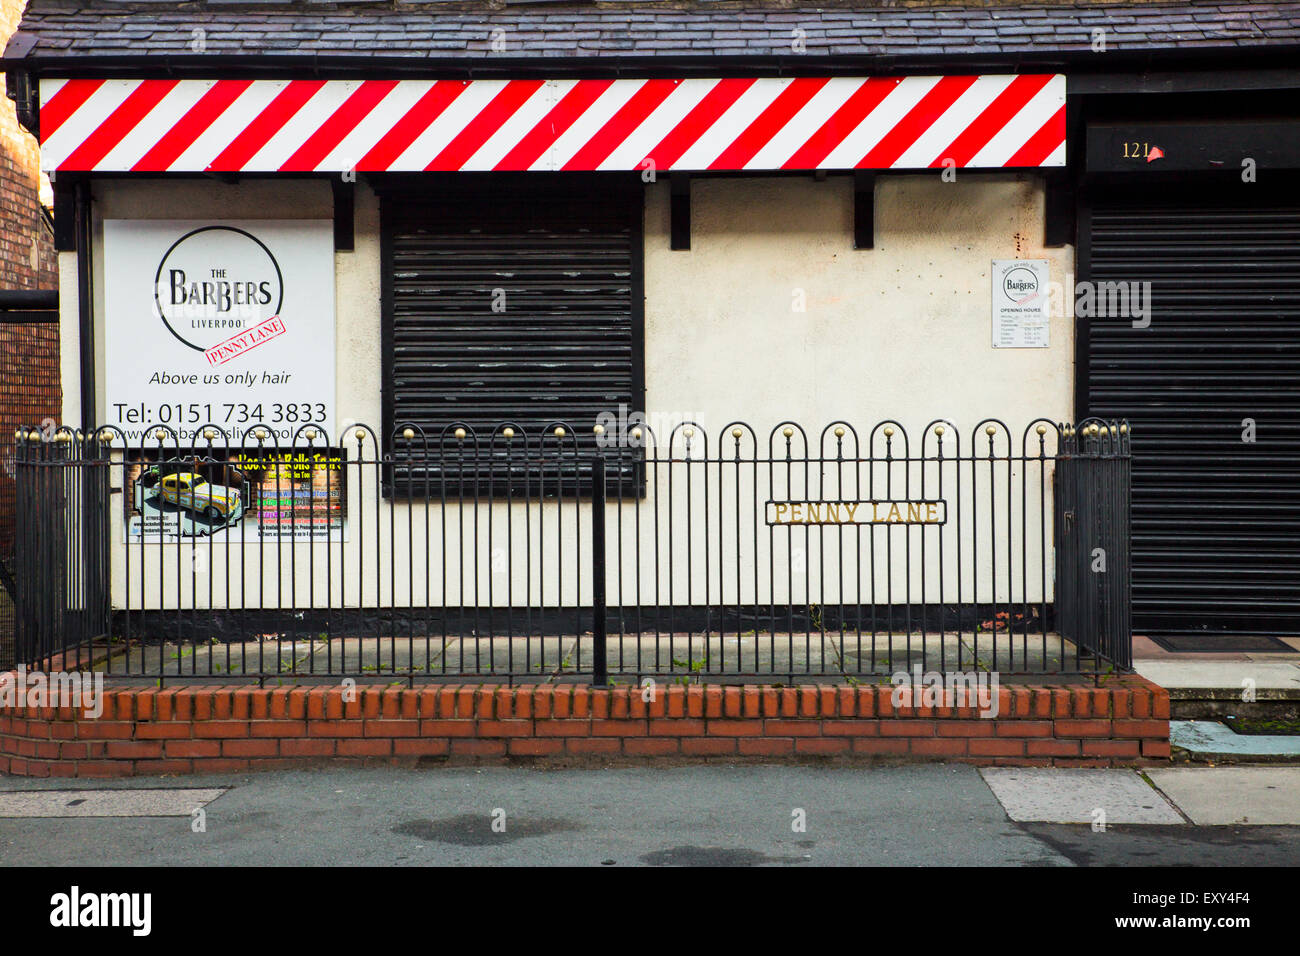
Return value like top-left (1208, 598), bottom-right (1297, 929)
top-left (1171, 720), bottom-right (1300, 757)
top-left (980, 769), bottom-right (1184, 824)
top-left (0, 767), bottom-right (1068, 867)
top-left (1134, 660), bottom-right (1300, 691)
top-left (0, 788), bottom-right (226, 818)
top-left (1146, 768), bottom-right (1300, 825)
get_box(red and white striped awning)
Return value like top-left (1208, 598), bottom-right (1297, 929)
top-left (39, 75), bottom-right (1065, 174)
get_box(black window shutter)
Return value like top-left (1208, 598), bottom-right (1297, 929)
top-left (381, 180), bottom-right (643, 496)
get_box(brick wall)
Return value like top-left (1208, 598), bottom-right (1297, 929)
top-left (0, 0), bottom-right (55, 292)
top-left (0, 0), bottom-right (60, 670)
top-left (0, 677), bottom-right (1171, 777)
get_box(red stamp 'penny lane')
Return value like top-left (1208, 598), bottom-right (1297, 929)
top-left (204, 316), bottom-right (285, 367)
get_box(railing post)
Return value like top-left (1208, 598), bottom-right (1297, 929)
top-left (590, 454), bottom-right (608, 686)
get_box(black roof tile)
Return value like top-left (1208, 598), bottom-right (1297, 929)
top-left (6, 0), bottom-right (1300, 67)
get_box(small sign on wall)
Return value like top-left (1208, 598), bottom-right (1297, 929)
top-left (991, 259), bottom-right (1050, 348)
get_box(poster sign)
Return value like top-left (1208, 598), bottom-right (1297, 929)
top-left (104, 220), bottom-right (336, 446)
top-left (991, 259), bottom-right (1050, 348)
top-left (124, 449), bottom-right (344, 540)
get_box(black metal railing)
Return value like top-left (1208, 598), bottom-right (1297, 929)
top-left (11, 417), bottom-right (1132, 683)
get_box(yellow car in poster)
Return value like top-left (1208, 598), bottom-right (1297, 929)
top-left (158, 472), bottom-right (242, 524)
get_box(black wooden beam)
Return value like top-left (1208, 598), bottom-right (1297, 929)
top-left (1044, 171), bottom-right (1076, 247)
top-left (332, 176), bottom-right (355, 252)
top-left (853, 171), bottom-right (874, 250)
top-left (52, 177), bottom-right (76, 252)
top-left (670, 173), bottom-right (690, 250)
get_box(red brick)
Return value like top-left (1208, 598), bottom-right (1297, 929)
top-left (934, 721), bottom-right (995, 737)
top-left (704, 685), bottom-right (724, 718)
top-left (968, 739), bottom-right (1026, 756)
top-left (474, 719), bottom-right (533, 738)
top-left (705, 719), bottom-right (761, 737)
top-left (780, 688), bottom-right (799, 717)
top-left (879, 720), bottom-right (935, 737)
top-left (762, 720), bottom-right (823, 737)
top-left (1111, 689), bottom-right (1131, 719)
top-left (1082, 739), bottom-right (1140, 758)
top-left (75, 722), bottom-right (133, 739)
top-left (394, 739), bottom-right (450, 757)
top-left (624, 738), bottom-right (680, 756)
top-left (551, 688), bottom-right (571, 719)
top-left (666, 686), bottom-right (686, 718)
top-left (419, 720), bottom-right (477, 738)
top-left (795, 737), bottom-right (851, 755)
top-left (105, 741), bottom-right (163, 760)
top-left (910, 738), bottom-right (969, 757)
top-left (739, 737), bottom-right (795, 756)
top-left (534, 719), bottom-right (593, 738)
top-left (306, 720), bottom-right (363, 738)
top-left (1026, 739), bottom-right (1080, 757)
top-left (223, 739), bottom-right (279, 758)
top-left (281, 739), bottom-right (335, 757)
top-left (134, 723), bottom-right (193, 739)
top-left (166, 739), bottom-right (222, 758)
top-left (565, 738), bottom-right (621, 755)
top-left (212, 690), bottom-right (234, 720)
top-left (1054, 719), bottom-right (1111, 738)
top-left (1071, 687), bottom-right (1091, 718)
top-left (338, 739), bottom-right (394, 757)
top-left (507, 739), bottom-right (564, 756)
top-left (450, 739), bottom-right (506, 757)
top-left (723, 686), bottom-right (742, 717)
top-left (821, 720), bottom-right (880, 737)
top-left (364, 719), bottom-right (421, 738)
top-left (851, 738), bottom-right (909, 755)
top-left (382, 688), bottom-right (404, 718)
top-left (799, 687), bottom-right (818, 717)
top-left (1151, 692), bottom-right (1170, 720)
top-left (1091, 689), bottom-right (1111, 717)
top-left (993, 721), bottom-right (1053, 737)
top-left (648, 719), bottom-right (706, 737)
top-left (1130, 686), bottom-right (1151, 718)
top-left (681, 737), bottom-right (735, 755)
top-left (193, 721), bottom-right (251, 739)
top-left (251, 720), bottom-right (308, 738)
top-left (1112, 719), bottom-right (1169, 738)
top-left (592, 720), bottom-right (646, 737)
top-left (1011, 687), bottom-right (1032, 718)
top-left (1141, 739), bottom-right (1172, 759)
top-left (1052, 688), bottom-right (1071, 717)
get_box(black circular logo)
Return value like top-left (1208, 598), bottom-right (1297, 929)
top-left (153, 226), bottom-right (284, 353)
top-left (1002, 266), bottom-right (1039, 301)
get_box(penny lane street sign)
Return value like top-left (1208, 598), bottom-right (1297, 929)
top-left (765, 500), bottom-right (947, 526)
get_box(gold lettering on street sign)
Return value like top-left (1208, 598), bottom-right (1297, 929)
top-left (765, 500), bottom-right (947, 526)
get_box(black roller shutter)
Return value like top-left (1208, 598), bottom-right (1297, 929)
top-left (381, 180), bottom-right (643, 495)
top-left (1081, 184), bottom-right (1300, 637)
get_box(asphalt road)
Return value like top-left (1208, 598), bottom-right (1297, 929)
top-left (0, 765), bottom-right (1298, 867)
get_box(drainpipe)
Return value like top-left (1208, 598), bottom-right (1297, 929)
top-left (74, 179), bottom-right (94, 430)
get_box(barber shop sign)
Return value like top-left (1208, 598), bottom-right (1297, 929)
top-left (103, 219), bottom-right (336, 445)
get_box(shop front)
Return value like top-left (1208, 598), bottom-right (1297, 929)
top-left (4, 1), bottom-right (1298, 669)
